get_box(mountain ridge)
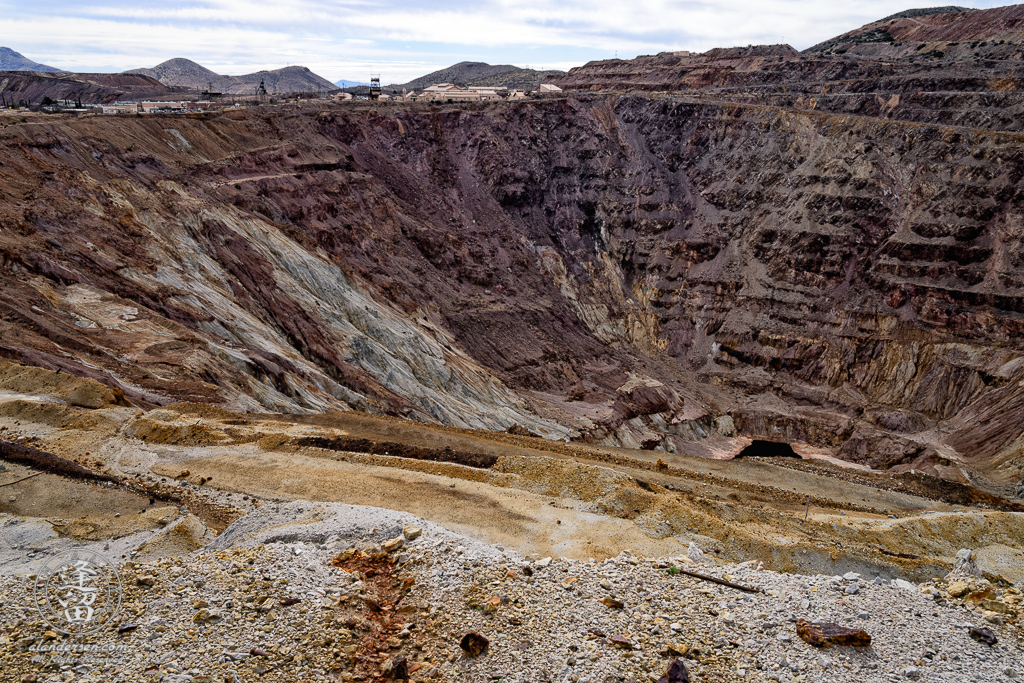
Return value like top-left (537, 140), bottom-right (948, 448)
top-left (339, 61), bottom-right (564, 94)
top-left (389, 61), bottom-right (563, 91)
top-left (0, 71), bottom-right (173, 105)
top-left (0, 47), bottom-right (64, 73)
top-left (124, 57), bottom-right (338, 95)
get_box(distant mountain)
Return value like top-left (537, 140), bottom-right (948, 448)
top-left (0, 47), bottom-right (65, 72)
top-left (124, 58), bottom-right (338, 95)
top-left (334, 79), bottom-right (371, 88)
top-left (232, 66), bottom-right (337, 95)
top-left (383, 61), bottom-right (564, 92)
top-left (127, 58), bottom-right (226, 90)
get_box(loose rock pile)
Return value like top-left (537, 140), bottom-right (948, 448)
top-left (0, 501), bottom-right (1019, 683)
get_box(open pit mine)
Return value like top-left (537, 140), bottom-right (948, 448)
top-left (1, 5), bottom-right (1023, 683)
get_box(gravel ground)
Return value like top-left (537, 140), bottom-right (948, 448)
top-left (0, 501), bottom-right (1020, 683)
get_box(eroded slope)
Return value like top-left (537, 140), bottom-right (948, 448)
top-left (0, 91), bottom-right (1022, 487)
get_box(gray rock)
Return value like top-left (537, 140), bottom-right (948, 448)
top-left (715, 415), bottom-right (737, 437)
top-left (945, 548), bottom-right (982, 580)
top-left (687, 542), bottom-right (703, 564)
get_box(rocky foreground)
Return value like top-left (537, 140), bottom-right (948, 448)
top-left (0, 502), bottom-right (1020, 683)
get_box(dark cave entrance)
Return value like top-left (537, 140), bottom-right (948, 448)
top-left (735, 439), bottom-right (800, 459)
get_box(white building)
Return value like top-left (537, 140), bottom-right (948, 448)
top-left (101, 103), bottom-right (138, 114)
top-left (419, 84), bottom-right (502, 102)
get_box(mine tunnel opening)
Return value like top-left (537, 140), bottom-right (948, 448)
top-left (736, 439), bottom-right (800, 459)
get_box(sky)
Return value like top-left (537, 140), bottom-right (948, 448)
top-left (0, 0), bottom-right (1014, 85)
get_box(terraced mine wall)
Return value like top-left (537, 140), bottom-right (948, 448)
top-left (0, 96), bottom-right (1022, 486)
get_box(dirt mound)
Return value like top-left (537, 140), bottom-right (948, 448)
top-left (125, 414), bottom-right (233, 447)
top-left (160, 402), bottom-right (255, 421)
top-left (0, 398), bottom-right (119, 432)
top-left (0, 361), bottom-right (124, 408)
top-left (133, 514), bottom-right (214, 560)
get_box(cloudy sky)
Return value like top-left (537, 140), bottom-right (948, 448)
top-left (0, 0), bottom-right (1012, 84)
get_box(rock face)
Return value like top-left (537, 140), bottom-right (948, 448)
top-left (552, 5), bottom-right (1024, 134)
top-left (810, 5), bottom-right (1024, 51)
top-left (1, 9), bottom-right (1024, 488)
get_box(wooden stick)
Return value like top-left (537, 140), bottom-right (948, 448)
top-left (672, 566), bottom-right (761, 593)
top-left (0, 470), bottom-right (46, 487)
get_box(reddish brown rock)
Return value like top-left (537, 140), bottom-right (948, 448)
top-left (656, 658), bottom-right (690, 683)
top-left (459, 632), bottom-right (489, 657)
top-left (382, 655), bottom-right (408, 679)
top-left (610, 635), bottom-right (634, 650)
top-left (796, 619), bottom-right (872, 648)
